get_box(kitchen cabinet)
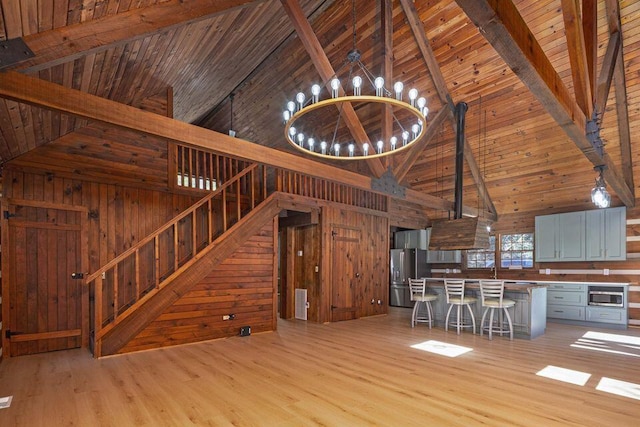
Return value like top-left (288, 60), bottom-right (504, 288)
top-left (535, 211), bottom-right (586, 262)
top-left (394, 229), bottom-right (428, 250)
top-left (547, 283), bottom-right (587, 321)
top-left (585, 206), bottom-right (626, 261)
top-left (536, 208), bottom-right (627, 262)
top-left (427, 249), bottom-right (462, 264)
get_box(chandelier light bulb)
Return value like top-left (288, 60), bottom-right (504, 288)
top-left (390, 136), bottom-right (397, 150)
top-left (348, 143), bottom-right (355, 157)
top-left (287, 101), bottom-right (295, 114)
top-left (412, 123), bottom-right (420, 138)
top-left (320, 141), bottom-right (327, 155)
top-left (402, 130), bottom-right (410, 145)
top-left (394, 82), bottom-right (404, 100)
top-left (422, 106), bottom-right (429, 117)
top-left (417, 97), bottom-right (426, 109)
top-left (308, 138), bottom-right (315, 151)
top-left (377, 140), bottom-right (384, 154)
top-left (374, 77), bottom-right (385, 96)
top-left (353, 76), bottom-right (362, 96)
top-left (297, 133), bottom-right (305, 146)
top-left (283, 110), bottom-right (290, 123)
top-left (363, 142), bottom-right (369, 156)
top-left (296, 92), bottom-right (305, 110)
top-left (334, 143), bottom-right (340, 156)
top-left (408, 88), bottom-right (418, 107)
top-left (289, 126), bottom-right (297, 137)
top-left (311, 84), bottom-right (321, 103)
top-left (330, 78), bottom-right (340, 98)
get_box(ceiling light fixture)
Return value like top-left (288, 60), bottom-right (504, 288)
top-left (591, 166), bottom-right (611, 208)
top-left (282, 1), bottom-right (429, 160)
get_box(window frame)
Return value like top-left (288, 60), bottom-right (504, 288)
top-left (499, 232), bottom-right (534, 268)
top-left (465, 235), bottom-right (496, 269)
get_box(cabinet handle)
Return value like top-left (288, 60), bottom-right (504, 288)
top-left (554, 296), bottom-right (564, 299)
top-left (553, 310), bottom-right (564, 313)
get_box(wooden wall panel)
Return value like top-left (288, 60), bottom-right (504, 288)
top-left (1, 168), bottom-right (197, 273)
top-left (388, 199), bottom-right (430, 229)
top-left (120, 222), bottom-right (276, 353)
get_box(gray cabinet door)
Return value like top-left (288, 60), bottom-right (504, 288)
top-left (558, 211), bottom-right (585, 261)
top-left (604, 207), bottom-right (626, 260)
top-left (535, 214), bottom-right (558, 261)
top-left (585, 207), bottom-right (626, 261)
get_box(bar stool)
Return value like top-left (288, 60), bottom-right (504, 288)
top-left (444, 278), bottom-right (476, 334)
top-left (479, 279), bottom-right (515, 340)
top-left (408, 278), bottom-right (437, 328)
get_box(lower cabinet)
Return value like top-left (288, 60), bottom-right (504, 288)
top-left (586, 306), bottom-right (626, 324)
top-left (547, 282), bottom-right (627, 326)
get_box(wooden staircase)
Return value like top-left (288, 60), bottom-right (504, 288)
top-left (87, 163), bottom-right (279, 357)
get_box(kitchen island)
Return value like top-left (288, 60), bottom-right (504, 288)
top-left (422, 278), bottom-right (548, 339)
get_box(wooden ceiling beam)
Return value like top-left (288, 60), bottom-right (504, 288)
top-left (594, 31), bottom-right (620, 121)
top-left (604, 0), bottom-right (634, 192)
top-left (14, 0), bottom-right (266, 73)
top-left (582, 0), bottom-right (598, 102)
top-left (561, 0), bottom-right (594, 118)
top-left (455, 0), bottom-right (634, 207)
top-left (0, 70), bottom-right (484, 216)
top-left (400, 0), bottom-right (497, 218)
top-left (280, 0), bottom-right (386, 178)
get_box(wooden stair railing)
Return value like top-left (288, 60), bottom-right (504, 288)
top-left (87, 163), bottom-right (267, 355)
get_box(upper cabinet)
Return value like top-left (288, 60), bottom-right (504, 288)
top-left (535, 207), bottom-right (626, 262)
top-left (585, 207), bottom-right (626, 261)
top-left (394, 229), bottom-right (428, 250)
top-left (394, 229), bottom-right (461, 263)
top-left (535, 211), bottom-right (585, 262)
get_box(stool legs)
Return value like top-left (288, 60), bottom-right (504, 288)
top-left (412, 300), bottom-right (434, 329)
top-left (481, 307), bottom-right (514, 340)
top-left (445, 303), bottom-right (476, 334)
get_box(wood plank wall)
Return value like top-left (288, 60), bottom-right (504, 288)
top-left (1, 169), bottom-right (198, 272)
top-left (120, 221), bottom-right (277, 354)
top-left (320, 205), bottom-right (389, 322)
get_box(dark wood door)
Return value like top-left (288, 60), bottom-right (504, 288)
top-left (4, 201), bottom-right (88, 356)
top-left (331, 226), bottom-right (361, 322)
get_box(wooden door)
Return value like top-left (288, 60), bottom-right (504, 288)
top-left (330, 226), bottom-right (361, 322)
top-left (2, 200), bottom-right (88, 356)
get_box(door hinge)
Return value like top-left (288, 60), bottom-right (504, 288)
top-left (71, 272), bottom-right (84, 279)
top-left (5, 329), bottom-right (22, 338)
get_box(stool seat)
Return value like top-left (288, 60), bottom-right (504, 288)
top-left (444, 279), bottom-right (476, 334)
top-left (480, 279), bottom-right (514, 340)
top-left (409, 278), bottom-right (437, 328)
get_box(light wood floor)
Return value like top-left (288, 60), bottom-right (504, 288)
top-left (1, 307), bottom-right (639, 426)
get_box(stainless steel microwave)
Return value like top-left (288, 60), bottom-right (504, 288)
top-left (588, 286), bottom-right (624, 307)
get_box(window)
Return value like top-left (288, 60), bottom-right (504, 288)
top-left (466, 236), bottom-right (495, 269)
top-left (500, 233), bottom-right (534, 268)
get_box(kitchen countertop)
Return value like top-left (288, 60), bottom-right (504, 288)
top-left (421, 278), bottom-right (629, 290)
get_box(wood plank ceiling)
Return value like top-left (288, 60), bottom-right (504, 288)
top-left (0, 0), bottom-right (638, 219)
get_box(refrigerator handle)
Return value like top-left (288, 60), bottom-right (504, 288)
top-left (400, 251), bottom-right (405, 282)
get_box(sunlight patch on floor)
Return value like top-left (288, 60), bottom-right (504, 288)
top-left (570, 331), bottom-right (640, 358)
top-left (596, 377), bottom-right (640, 401)
top-left (536, 365), bottom-right (591, 386)
top-left (410, 340), bottom-right (472, 357)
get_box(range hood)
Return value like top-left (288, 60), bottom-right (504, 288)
top-left (428, 102), bottom-right (491, 250)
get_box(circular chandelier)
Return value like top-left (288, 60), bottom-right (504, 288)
top-left (282, 2), bottom-right (429, 160)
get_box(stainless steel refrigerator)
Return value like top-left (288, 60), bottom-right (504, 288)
top-left (390, 249), bottom-right (429, 307)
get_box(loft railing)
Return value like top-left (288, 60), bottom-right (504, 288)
top-left (87, 162), bottom-right (267, 346)
top-left (275, 169), bottom-right (388, 212)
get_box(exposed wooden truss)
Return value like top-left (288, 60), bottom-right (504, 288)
top-left (11, 0), bottom-right (265, 73)
top-left (455, 0), bottom-right (635, 207)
